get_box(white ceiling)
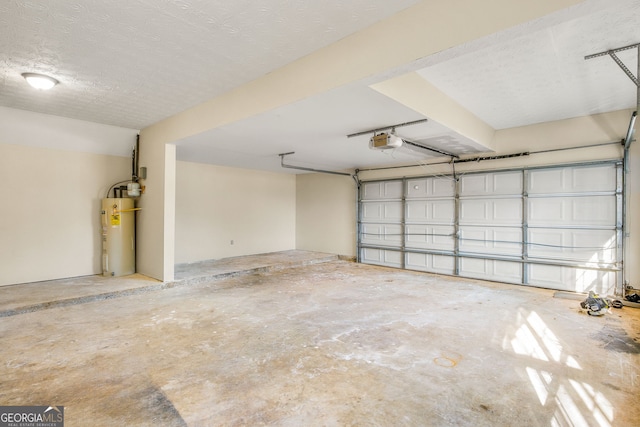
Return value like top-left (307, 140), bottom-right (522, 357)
top-left (176, 82), bottom-right (487, 172)
top-left (417, 0), bottom-right (640, 130)
top-left (0, 0), bottom-right (419, 129)
top-left (1, 0), bottom-right (639, 173)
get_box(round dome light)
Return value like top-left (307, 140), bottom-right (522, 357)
top-left (22, 73), bottom-right (59, 90)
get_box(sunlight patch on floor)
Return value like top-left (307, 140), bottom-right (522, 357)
top-left (506, 309), bottom-right (614, 426)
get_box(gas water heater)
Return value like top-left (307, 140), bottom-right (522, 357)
top-left (101, 198), bottom-right (135, 277)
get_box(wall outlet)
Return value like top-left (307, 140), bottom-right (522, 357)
top-left (230, 240), bottom-right (234, 245)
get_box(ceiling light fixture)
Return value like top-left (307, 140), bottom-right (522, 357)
top-left (22, 73), bottom-right (59, 90)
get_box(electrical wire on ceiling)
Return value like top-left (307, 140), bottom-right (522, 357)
top-left (379, 142), bottom-right (460, 182)
top-left (279, 152), bottom-right (352, 177)
top-left (417, 158), bottom-right (460, 182)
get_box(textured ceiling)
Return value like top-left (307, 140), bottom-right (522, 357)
top-left (0, 0), bottom-right (638, 173)
top-left (417, 0), bottom-right (640, 129)
top-left (0, 0), bottom-right (419, 129)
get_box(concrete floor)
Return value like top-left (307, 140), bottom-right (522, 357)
top-left (0, 251), bottom-right (639, 426)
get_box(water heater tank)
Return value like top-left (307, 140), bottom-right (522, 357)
top-left (101, 198), bottom-right (135, 277)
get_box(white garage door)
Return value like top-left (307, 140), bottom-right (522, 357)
top-left (358, 162), bottom-right (622, 294)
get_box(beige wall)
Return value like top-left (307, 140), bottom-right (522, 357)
top-left (0, 106), bottom-right (137, 157)
top-left (0, 143), bottom-right (130, 285)
top-left (296, 173), bottom-right (357, 257)
top-left (175, 161), bottom-right (296, 264)
top-left (0, 107), bottom-right (136, 286)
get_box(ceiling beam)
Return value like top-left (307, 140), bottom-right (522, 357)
top-left (141, 0), bottom-right (582, 146)
top-left (370, 72), bottom-right (496, 150)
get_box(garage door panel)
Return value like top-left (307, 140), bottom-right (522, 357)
top-left (362, 181), bottom-right (403, 199)
top-left (361, 201), bottom-right (402, 223)
top-left (528, 229), bottom-right (617, 262)
top-left (571, 196), bottom-right (616, 225)
top-left (405, 225), bottom-right (455, 251)
top-left (361, 223), bottom-right (402, 247)
top-left (528, 264), bottom-right (615, 294)
top-left (406, 200), bottom-right (454, 224)
top-left (528, 196), bottom-right (616, 227)
top-left (528, 165), bottom-right (616, 194)
top-left (459, 258), bottom-right (522, 284)
top-left (528, 169), bottom-right (564, 195)
top-left (360, 248), bottom-right (402, 268)
top-left (460, 171), bottom-right (522, 196)
top-left (406, 252), bottom-right (454, 275)
top-left (406, 177), bottom-right (455, 198)
top-left (459, 198), bottom-right (522, 225)
top-left (494, 199), bottom-right (523, 222)
top-left (494, 172), bottom-right (523, 195)
top-left (571, 165), bottom-right (617, 192)
top-left (459, 226), bottom-right (522, 256)
top-left (359, 161), bottom-right (620, 293)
